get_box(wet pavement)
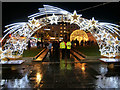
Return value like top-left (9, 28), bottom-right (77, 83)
top-left (1, 50), bottom-right (120, 89)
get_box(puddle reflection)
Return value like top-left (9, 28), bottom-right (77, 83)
top-left (96, 63), bottom-right (120, 88)
top-left (74, 58), bottom-right (86, 72)
top-left (60, 59), bottom-right (72, 70)
top-left (11, 66), bottom-right (17, 70)
top-left (36, 72), bottom-right (42, 87)
top-left (99, 64), bottom-right (108, 75)
top-left (96, 76), bottom-right (120, 88)
top-left (81, 63), bottom-right (86, 72)
top-left (1, 57), bottom-right (120, 89)
top-left (0, 74), bottom-right (31, 88)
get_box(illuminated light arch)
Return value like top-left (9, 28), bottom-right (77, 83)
top-left (70, 30), bottom-right (89, 43)
top-left (0, 5), bottom-right (120, 59)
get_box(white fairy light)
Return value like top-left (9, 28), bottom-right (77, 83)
top-left (88, 17), bottom-right (98, 27)
top-left (1, 5), bottom-right (120, 59)
top-left (28, 18), bottom-right (40, 29)
top-left (48, 13), bottom-right (59, 24)
top-left (5, 22), bottom-right (26, 28)
top-left (70, 10), bottom-right (82, 24)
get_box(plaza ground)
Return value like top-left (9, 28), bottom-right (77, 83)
top-left (1, 46), bottom-right (120, 89)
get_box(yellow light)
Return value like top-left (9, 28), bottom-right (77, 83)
top-left (60, 27), bottom-right (62, 29)
top-left (64, 31), bottom-right (66, 33)
top-left (70, 30), bottom-right (89, 43)
top-left (64, 27), bottom-right (66, 29)
top-left (11, 66), bottom-right (16, 70)
top-left (50, 37), bottom-right (55, 39)
top-left (74, 60), bottom-right (86, 73)
top-left (36, 72), bottom-right (42, 86)
top-left (81, 63), bottom-right (86, 72)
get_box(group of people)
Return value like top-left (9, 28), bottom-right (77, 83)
top-left (60, 40), bottom-right (71, 59)
top-left (27, 39), bottom-right (72, 59)
top-left (47, 40), bottom-right (72, 59)
top-left (71, 39), bottom-right (95, 47)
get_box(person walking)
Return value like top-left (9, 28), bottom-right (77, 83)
top-left (54, 40), bottom-right (60, 61)
top-left (52, 41), bottom-right (56, 54)
top-left (37, 40), bottom-right (40, 49)
top-left (48, 41), bottom-right (52, 57)
top-left (66, 40), bottom-right (72, 59)
top-left (28, 40), bottom-right (31, 50)
top-left (60, 40), bottom-right (66, 59)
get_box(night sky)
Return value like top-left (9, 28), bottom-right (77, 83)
top-left (2, 2), bottom-right (120, 32)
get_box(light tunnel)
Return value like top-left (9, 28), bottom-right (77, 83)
top-left (0, 5), bottom-right (120, 59)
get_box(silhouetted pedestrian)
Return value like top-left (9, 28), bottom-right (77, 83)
top-left (28, 40), bottom-right (31, 50)
top-left (55, 41), bottom-right (59, 52)
top-left (37, 40), bottom-right (40, 49)
top-left (81, 40), bottom-right (83, 46)
top-left (87, 41), bottom-right (90, 45)
top-left (77, 40), bottom-right (79, 47)
top-left (91, 40), bottom-right (94, 45)
top-left (54, 40), bottom-right (60, 61)
top-left (71, 40), bottom-right (74, 48)
top-left (52, 41), bottom-right (56, 54)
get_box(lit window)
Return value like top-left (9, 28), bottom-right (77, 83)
top-left (60, 24), bottom-right (62, 25)
top-left (52, 26), bottom-right (54, 29)
top-left (64, 27), bottom-right (66, 29)
top-left (60, 31), bottom-right (62, 33)
top-left (64, 31), bottom-right (66, 33)
top-left (60, 34), bottom-right (62, 36)
top-left (64, 24), bottom-right (66, 26)
top-left (60, 27), bottom-right (62, 29)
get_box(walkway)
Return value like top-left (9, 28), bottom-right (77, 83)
top-left (1, 49), bottom-right (120, 89)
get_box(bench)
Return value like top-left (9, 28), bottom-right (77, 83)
top-left (33, 48), bottom-right (46, 60)
top-left (70, 50), bottom-right (85, 60)
top-left (33, 49), bottom-right (49, 62)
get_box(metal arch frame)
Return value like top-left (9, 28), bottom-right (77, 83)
top-left (0, 5), bottom-right (120, 59)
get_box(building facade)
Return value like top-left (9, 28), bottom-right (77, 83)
top-left (35, 22), bottom-right (97, 43)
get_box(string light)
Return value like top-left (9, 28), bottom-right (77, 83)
top-left (70, 10), bottom-right (82, 24)
top-left (48, 13), bottom-right (59, 25)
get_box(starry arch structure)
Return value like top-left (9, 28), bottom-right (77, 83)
top-left (1, 5), bottom-right (120, 59)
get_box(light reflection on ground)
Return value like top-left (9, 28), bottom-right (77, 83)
top-left (1, 74), bottom-right (31, 88)
top-left (96, 76), bottom-right (120, 88)
top-left (1, 54), bottom-right (120, 89)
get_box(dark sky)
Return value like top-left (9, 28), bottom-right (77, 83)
top-left (2, 2), bottom-right (120, 31)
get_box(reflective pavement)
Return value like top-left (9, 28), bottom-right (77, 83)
top-left (1, 51), bottom-right (120, 89)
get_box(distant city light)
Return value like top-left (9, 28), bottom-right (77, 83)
top-left (59, 37), bottom-right (63, 39)
top-left (44, 29), bottom-right (50, 30)
top-left (50, 37), bottom-right (55, 39)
